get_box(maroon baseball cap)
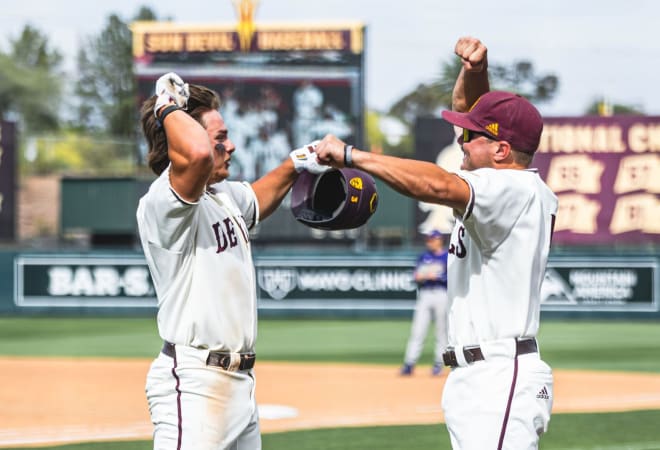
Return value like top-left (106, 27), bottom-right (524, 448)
top-left (441, 91), bottom-right (543, 153)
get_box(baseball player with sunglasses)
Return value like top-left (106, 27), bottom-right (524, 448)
top-left (137, 74), bottom-right (326, 449)
top-left (315, 36), bottom-right (557, 449)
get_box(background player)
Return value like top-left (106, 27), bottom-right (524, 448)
top-left (400, 229), bottom-right (449, 376)
top-left (314, 36), bottom-right (557, 449)
top-left (137, 73), bottom-right (325, 450)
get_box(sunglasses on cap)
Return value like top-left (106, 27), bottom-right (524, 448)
top-left (459, 128), bottom-right (497, 144)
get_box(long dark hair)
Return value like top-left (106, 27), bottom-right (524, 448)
top-left (140, 84), bottom-right (221, 175)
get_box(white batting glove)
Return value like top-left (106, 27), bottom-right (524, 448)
top-left (154, 72), bottom-right (190, 118)
top-left (290, 141), bottom-right (330, 174)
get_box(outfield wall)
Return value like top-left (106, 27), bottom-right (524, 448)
top-left (0, 249), bottom-right (658, 319)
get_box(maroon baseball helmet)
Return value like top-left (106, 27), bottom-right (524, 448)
top-left (291, 168), bottom-right (379, 230)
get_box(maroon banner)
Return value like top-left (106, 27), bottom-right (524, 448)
top-left (0, 121), bottom-right (16, 241)
top-left (535, 116), bottom-right (660, 245)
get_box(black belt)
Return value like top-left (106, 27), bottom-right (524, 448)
top-left (162, 341), bottom-right (256, 371)
top-left (442, 338), bottom-right (537, 368)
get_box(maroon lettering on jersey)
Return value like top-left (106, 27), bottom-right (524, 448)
top-left (212, 217), bottom-right (246, 253)
top-left (223, 218), bottom-right (238, 247)
top-left (448, 225), bottom-right (467, 258)
top-left (212, 222), bottom-right (229, 253)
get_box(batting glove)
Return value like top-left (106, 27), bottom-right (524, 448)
top-left (290, 141), bottom-right (330, 174)
top-left (154, 72), bottom-right (190, 118)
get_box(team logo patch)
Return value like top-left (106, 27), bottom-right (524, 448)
top-left (369, 193), bottom-right (378, 213)
top-left (349, 177), bottom-right (363, 190)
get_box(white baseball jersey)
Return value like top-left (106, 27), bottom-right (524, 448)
top-left (447, 168), bottom-right (558, 347)
top-left (136, 166), bottom-right (260, 352)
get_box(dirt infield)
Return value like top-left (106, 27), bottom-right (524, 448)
top-left (2, 357), bottom-right (660, 448)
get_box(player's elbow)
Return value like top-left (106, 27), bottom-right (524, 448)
top-left (420, 177), bottom-right (453, 203)
top-left (421, 175), bottom-right (467, 208)
top-left (174, 142), bottom-right (214, 175)
top-left (189, 142), bottom-right (214, 165)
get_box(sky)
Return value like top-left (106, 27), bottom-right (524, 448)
top-left (1, 0), bottom-right (658, 117)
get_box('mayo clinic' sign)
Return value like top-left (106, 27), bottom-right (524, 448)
top-left (255, 257), bottom-right (417, 311)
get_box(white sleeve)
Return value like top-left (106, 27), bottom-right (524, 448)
top-left (137, 167), bottom-right (198, 253)
top-left (210, 180), bottom-right (260, 229)
top-left (455, 169), bottom-right (533, 253)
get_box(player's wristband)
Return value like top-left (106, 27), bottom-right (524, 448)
top-left (156, 104), bottom-right (181, 128)
top-left (344, 144), bottom-right (354, 167)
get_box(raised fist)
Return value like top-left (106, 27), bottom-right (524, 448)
top-left (289, 141), bottom-right (330, 174)
top-left (154, 72), bottom-right (190, 118)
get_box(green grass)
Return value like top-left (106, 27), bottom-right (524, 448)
top-left (0, 317), bottom-right (161, 358)
top-left (1, 318), bottom-right (659, 449)
top-left (3, 411), bottom-right (660, 450)
top-left (0, 317), bottom-right (659, 372)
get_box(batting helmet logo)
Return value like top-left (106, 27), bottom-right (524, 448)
top-left (290, 168), bottom-right (379, 230)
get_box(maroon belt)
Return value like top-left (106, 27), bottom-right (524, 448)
top-left (162, 341), bottom-right (256, 371)
top-left (442, 338), bottom-right (538, 368)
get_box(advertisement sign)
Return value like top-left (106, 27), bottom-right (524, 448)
top-left (541, 257), bottom-right (658, 311)
top-left (535, 116), bottom-right (660, 245)
top-left (256, 257), bottom-right (417, 311)
top-left (0, 121), bottom-right (16, 241)
top-left (13, 254), bottom-right (658, 314)
top-left (14, 255), bottom-right (156, 308)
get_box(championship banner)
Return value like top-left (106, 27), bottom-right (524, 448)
top-left (0, 121), bottom-right (16, 241)
top-left (535, 116), bottom-right (660, 245)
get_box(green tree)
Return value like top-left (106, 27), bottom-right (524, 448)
top-left (74, 6), bottom-right (158, 136)
top-left (10, 24), bottom-right (63, 70)
top-left (0, 24), bottom-right (63, 132)
top-left (388, 56), bottom-right (559, 125)
top-left (488, 60), bottom-right (559, 102)
top-left (74, 14), bottom-right (135, 135)
top-left (388, 58), bottom-right (459, 125)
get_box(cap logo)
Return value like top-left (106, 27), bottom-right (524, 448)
top-left (485, 123), bottom-right (499, 136)
top-left (349, 177), bottom-right (363, 190)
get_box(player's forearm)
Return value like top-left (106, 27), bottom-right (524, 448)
top-left (162, 109), bottom-right (214, 165)
top-left (452, 65), bottom-right (490, 113)
top-left (351, 150), bottom-right (469, 211)
top-left (251, 159), bottom-right (298, 220)
top-left (163, 110), bottom-right (214, 200)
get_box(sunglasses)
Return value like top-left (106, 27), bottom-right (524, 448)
top-left (460, 129), bottom-right (497, 144)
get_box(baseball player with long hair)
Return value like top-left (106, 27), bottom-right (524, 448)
top-left (315, 36), bottom-right (557, 449)
top-left (137, 73), bottom-right (326, 450)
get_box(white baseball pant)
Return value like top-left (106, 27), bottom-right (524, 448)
top-left (146, 345), bottom-right (261, 450)
top-left (441, 350), bottom-right (553, 449)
